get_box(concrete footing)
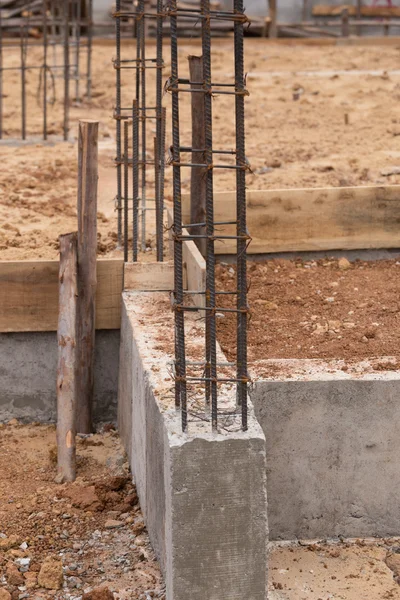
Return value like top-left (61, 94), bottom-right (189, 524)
top-left (118, 292), bottom-right (269, 600)
top-left (0, 330), bottom-right (119, 423)
top-left (251, 359), bottom-right (400, 540)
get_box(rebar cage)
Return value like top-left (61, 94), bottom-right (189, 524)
top-left (167, 0), bottom-right (250, 433)
top-left (0, 0), bottom-right (93, 140)
top-left (114, 0), bottom-right (166, 260)
top-left (114, 0), bottom-right (250, 433)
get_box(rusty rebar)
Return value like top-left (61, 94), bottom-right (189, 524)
top-left (115, 0), bottom-right (165, 262)
top-left (167, 0), bottom-right (249, 433)
top-left (63, 0), bottom-right (70, 141)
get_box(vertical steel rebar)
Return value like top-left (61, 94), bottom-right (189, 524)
top-left (86, 0), bottom-right (93, 99)
top-left (74, 0), bottom-right (81, 102)
top-left (63, 0), bottom-right (70, 141)
top-left (201, 0), bottom-right (218, 430)
top-left (20, 19), bottom-right (27, 140)
top-left (234, 0), bottom-right (248, 430)
top-left (115, 0), bottom-right (122, 245)
top-left (170, 0), bottom-right (187, 430)
top-left (43, 0), bottom-right (48, 140)
top-left (139, 0), bottom-right (147, 252)
top-left (0, 10), bottom-right (3, 140)
top-left (132, 99), bottom-right (139, 261)
top-left (155, 0), bottom-right (164, 261)
top-left (123, 119), bottom-right (129, 262)
top-left (159, 105), bottom-right (166, 241)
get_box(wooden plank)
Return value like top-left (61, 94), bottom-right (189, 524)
top-left (124, 261), bottom-right (178, 291)
top-left (76, 120), bottom-right (99, 434)
top-left (313, 4), bottom-right (400, 17)
top-left (0, 258), bottom-right (123, 333)
top-left (182, 186), bottom-right (400, 254)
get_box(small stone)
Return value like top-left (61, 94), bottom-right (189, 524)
top-left (132, 518), bottom-right (145, 535)
top-left (343, 322), bottom-right (355, 329)
top-left (7, 419), bottom-right (20, 427)
top-left (16, 558), bottom-right (30, 573)
top-left (6, 564), bottom-right (24, 586)
top-left (254, 299), bottom-right (278, 310)
top-left (135, 535), bottom-right (145, 547)
top-left (386, 553), bottom-right (400, 577)
top-left (312, 323), bottom-right (327, 336)
top-left (82, 586), bottom-right (114, 600)
top-left (324, 297), bottom-right (335, 303)
top-left (37, 557), bottom-right (63, 590)
top-left (0, 535), bottom-right (20, 551)
top-left (328, 320), bottom-right (341, 331)
top-left (23, 573), bottom-right (37, 590)
top-left (104, 520), bottom-right (123, 530)
top-left (361, 336), bottom-right (369, 343)
top-left (381, 166), bottom-right (400, 176)
top-left (338, 257), bottom-right (351, 270)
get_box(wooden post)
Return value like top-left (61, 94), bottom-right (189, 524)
top-left (268, 0), bottom-right (277, 38)
top-left (356, 0), bottom-right (362, 35)
top-left (341, 8), bottom-right (349, 37)
top-left (189, 55), bottom-right (206, 258)
top-left (76, 119), bottom-right (99, 434)
top-left (56, 232), bottom-right (78, 483)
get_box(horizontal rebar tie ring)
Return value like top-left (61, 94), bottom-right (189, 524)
top-left (114, 9), bottom-right (248, 22)
top-left (169, 161), bottom-right (247, 170)
top-left (165, 86), bottom-right (249, 97)
top-left (175, 376), bottom-right (251, 384)
top-left (173, 233), bottom-right (250, 241)
top-left (173, 304), bottom-right (250, 315)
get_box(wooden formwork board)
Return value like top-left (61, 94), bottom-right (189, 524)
top-left (124, 261), bottom-right (187, 291)
top-left (166, 206), bottom-right (206, 308)
top-left (313, 4), bottom-right (400, 17)
top-left (0, 259), bottom-right (123, 333)
top-left (182, 185), bottom-right (400, 254)
top-left (0, 231), bottom-right (206, 332)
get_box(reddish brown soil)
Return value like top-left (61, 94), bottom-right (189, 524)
top-left (0, 422), bottom-right (164, 599)
top-left (216, 258), bottom-right (400, 364)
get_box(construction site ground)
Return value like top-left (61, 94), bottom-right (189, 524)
top-left (216, 258), bottom-right (400, 367)
top-left (3, 37), bottom-right (400, 600)
top-left (1, 422), bottom-right (400, 599)
top-left (2, 39), bottom-right (400, 258)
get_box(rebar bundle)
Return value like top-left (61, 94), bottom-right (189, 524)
top-left (167, 0), bottom-right (250, 432)
top-left (114, 0), bottom-right (165, 260)
top-left (0, 0), bottom-right (93, 141)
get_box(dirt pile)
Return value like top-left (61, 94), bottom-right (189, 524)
top-left (0, 422), bottom-right (164, 600)
top-left (217, 258), bottom-right (400, 364)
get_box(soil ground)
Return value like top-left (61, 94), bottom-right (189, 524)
top-left (3, 36), bottom-right (400, 600)
top-left (216, 258), bottom-right (400, 365)
top-left (2, 39), bottom-right (400, 258)
top-left (0, 422), bottom-right (164, 600)
top-left (2, 423), bottom-right (400, 600)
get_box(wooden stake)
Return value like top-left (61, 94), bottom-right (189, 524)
top-left (56, 232), bottom-right (78, 483)
top-left (356, 0), bottom-right (362, 35)
top-left (189, 55), bottom-right (206, 258)
top-left (268, 0), bottom-right (277, 38)
top-left (76, 119), bottom-right (99, 434)
top-left (341, 8), bottom-right (349, 37)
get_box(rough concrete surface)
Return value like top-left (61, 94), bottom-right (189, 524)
top-left (0, 330), bottom-right (119, 423)
top-left (252, 374), bottom-right (400, 540)
top-left (118, 292), bottom-right (269, 600)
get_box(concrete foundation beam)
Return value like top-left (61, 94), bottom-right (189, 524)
top-left (251, 359), bottom-right (400, 541)
top-left (118, 292), bottom-right (269, 600)
top-left (0, 330), bottom-right (119, 424)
